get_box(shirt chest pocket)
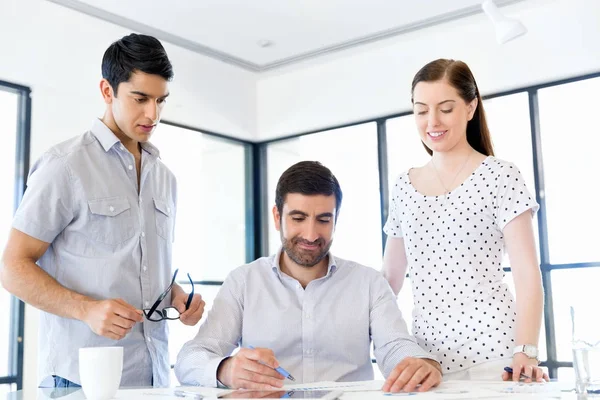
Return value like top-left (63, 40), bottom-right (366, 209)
top-left (86, 197), bottom-right (135, 245)
top-left (153, 197), bottom-right (174, 242)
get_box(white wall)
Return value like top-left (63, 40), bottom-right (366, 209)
top-left (0, 0), bottom-right (257, 156)
top-left (0, 0), bottom-right (257, 395)
top-left (256, 0), bottom-right (600, 140)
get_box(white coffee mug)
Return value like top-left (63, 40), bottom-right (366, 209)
top-left (79, 346), bottom-right (123, 400)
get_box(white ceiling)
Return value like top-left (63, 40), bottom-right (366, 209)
top-left (48, 0), bottom-right (524, 72)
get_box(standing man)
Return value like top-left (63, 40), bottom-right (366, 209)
top-left (0, 33), bottom-right (204, 388)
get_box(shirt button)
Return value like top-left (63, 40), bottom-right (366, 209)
top-left (128, 165), bottom-right (133, 170)
top-left (109, 206), bottom-right (114, 212)
top-left (141, 232), bottom-right (146, 238)
top-left (143, 265), bottom-right (147, 272)
top-left (120, 145), bottom-right (125, 150)
top-left (145, 301), bottom-right (149, 307)
top-left (305, 349), bottom-right (312, 355)
top-left (305, 313), bottom-right (311, 319)
top-left (146, 337), bottom-right (152, 343)
top-left (167, 207), bottom-right (171, 213)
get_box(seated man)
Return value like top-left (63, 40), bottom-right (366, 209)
top-left (175, 161), bottom-right (442, 393)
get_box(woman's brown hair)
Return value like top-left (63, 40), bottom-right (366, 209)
top-left (411, 59), bottom-right (494, 156)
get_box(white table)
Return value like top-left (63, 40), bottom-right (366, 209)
top-left (6, 380), bottom-right (583, 400)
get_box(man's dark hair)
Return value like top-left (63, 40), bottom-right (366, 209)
top-left (101, 33), bottom-right (174, 96)
top-left (275, 161), bottom-right (343, 221)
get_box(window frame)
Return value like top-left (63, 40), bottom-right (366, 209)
top-left (0, 79), bottom-right (31, 390)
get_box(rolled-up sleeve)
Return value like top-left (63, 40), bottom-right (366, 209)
top-left (175, 270), bottom-right (245, 387)
top-left (12, 153), bottom-right (74, 243)
top-left (370, 274), bottom-right (437, 378)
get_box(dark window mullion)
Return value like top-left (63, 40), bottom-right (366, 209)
top-left (244, 143), bottom-right (259, 262)
top-left (377, 120), bottom-right (389, 254)
top-left (528, 88), bottom-right (558, 379)
top-left (253, 143), bottom-right (269, 259)
top-left (544, 262), bottom-right (600, 271)
top-left (2, 82), bottom-right (31, 390)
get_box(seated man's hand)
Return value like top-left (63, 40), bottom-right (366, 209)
top-left (217, 347), bottom-right (285, 389)
top-left (382, 357), bottom-right (442, 393)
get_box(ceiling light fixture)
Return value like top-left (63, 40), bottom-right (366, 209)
top-left (481, 0), bottom-right (527, 44)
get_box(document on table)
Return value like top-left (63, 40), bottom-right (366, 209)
top-left (281, 379), bottom-right (564, 399)
top-left (376, 380), bottom-right (563, 399)
top-left (284, 380), bottom-right (385, 392)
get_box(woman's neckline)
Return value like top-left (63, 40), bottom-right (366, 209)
top-left (406, 155), bottom-right (492, 198)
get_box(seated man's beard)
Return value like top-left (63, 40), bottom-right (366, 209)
top-left (281, 235), bottom-right (332, 267)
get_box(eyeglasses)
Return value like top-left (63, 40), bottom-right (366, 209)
top-left (143, 269), bottom-right (194, 322)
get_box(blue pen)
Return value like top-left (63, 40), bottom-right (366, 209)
top-left (504, 366), bottom-right (531, 380)
top-left (248, 345), bottom-right (296, 381)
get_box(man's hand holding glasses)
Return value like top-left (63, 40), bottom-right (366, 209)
top-left (143, 269), bottom-right (205, 326)
top-left (82, 298), bottom-right (143, 341)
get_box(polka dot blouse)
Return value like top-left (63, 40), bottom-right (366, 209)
top-left (383, 156), bottom-right (539, 374)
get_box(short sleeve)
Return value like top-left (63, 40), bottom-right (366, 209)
top-left (12, 153), bottom-right (75, 243)
top-left (383, 175), bottom-right (404, 238)
top-left (494, 162), bottom-right (539, 231)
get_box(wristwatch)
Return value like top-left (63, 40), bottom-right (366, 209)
top-left (513, 344), bottom-right (539, 360)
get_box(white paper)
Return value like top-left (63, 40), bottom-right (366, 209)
top-left (281, 379), bottom-right (563, 399)
top-left (419, 380), bottom-right (562, 399)
top-left (284, 380), bottom-right (385, 392)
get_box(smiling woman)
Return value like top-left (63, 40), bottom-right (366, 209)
top-left (382, 58), bottom-right (545, 382)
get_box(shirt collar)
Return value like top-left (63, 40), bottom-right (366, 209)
top-left (90, 119), bottom-right (161, 157)
top-left (271, 247), bottom-right (338, 280)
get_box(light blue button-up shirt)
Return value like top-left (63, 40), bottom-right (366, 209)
top-left (175, 250), bottom-right (434, 387)
top-left (12, 119), bottom-right (177, 387)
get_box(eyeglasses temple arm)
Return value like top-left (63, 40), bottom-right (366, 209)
top-left (185, 273), bottom-right (194, 310)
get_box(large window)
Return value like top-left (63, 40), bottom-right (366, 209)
top-left (0, 81), bottom-right (30, 391)
top-left (150, 122), bottom-right (249, 382)
top-left (538, 77), bottom-right (600, 265)
top-left (536, 77), bottom-right (600, 375)
top-left (151, 123), bottom-right (248, 279)
top-left (266, 123), bottom-right (383, 269)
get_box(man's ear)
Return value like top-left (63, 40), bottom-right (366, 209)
top-left (100, 79), bottom-right (115, 104)
top-left (272, 205), bottom-right (281, 232)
